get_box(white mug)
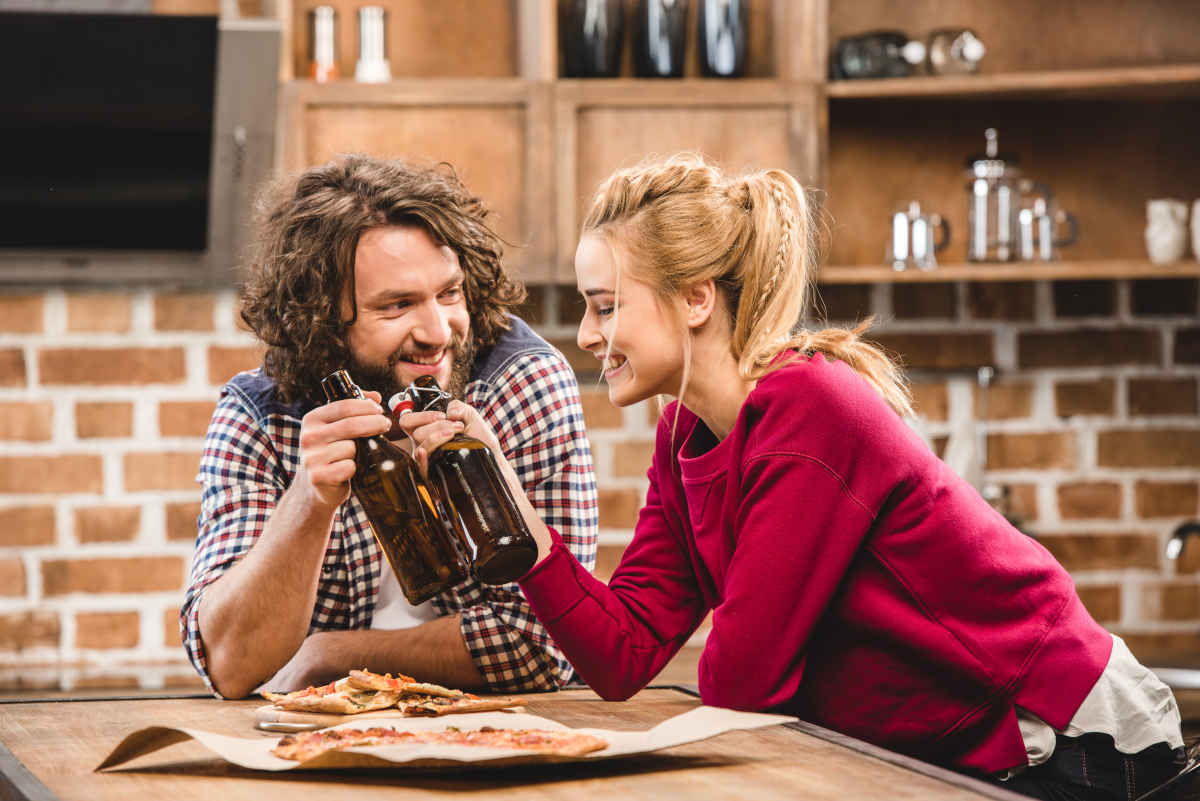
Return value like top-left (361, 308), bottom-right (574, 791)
top-left (888, 201), bottom-right (950, 271)
top-left (1146, 199), bottom-right (1189, 264)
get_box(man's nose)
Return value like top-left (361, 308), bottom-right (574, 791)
top-left (412, 299), bottom-right (453, 347)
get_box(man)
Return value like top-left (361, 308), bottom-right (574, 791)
top-left (182, 155), bottom-right (598, 699)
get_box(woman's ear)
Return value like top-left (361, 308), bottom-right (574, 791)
top-left (683, 279), bottom-right (718, 329)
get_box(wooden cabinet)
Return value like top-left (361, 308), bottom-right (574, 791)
top-left (272, 0), bottom-right (1200, 285)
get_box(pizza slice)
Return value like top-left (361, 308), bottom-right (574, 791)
top-left (262, 677), bottom-right (399, 715)
top-left (272, 725), bottom-right (608, 762)
top-left (395, 692), bottom-right (528, 717)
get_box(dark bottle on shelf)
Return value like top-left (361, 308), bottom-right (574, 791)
top-left (634, 0), bottom-right (688, 78)
top-left (560, 0), bottom-right (624, 78)
top-left (321, 370), bottom-right (471, 605)
top-left (830, 31), bottom-right (926, 80)
top-left (697, 0), bottom-right (748, 78)
top-left (391, 376), bottom-right (538, 585)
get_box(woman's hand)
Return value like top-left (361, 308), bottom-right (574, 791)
top-left (397, 400), bottom-right (502, 478)
top-left (398, 400), bottom-right (555, 569)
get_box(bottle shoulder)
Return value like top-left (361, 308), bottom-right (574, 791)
top-left (357, 435), bottom-right (419, 467)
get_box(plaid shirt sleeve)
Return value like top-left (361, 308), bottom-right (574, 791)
top-left (454, 349), bottom-right (598, 692)
top-left (180, 388), bottom-right (289, 697)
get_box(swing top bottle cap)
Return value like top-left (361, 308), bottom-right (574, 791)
top-left (387, 394), bottom-right (414, 416)
top-left (402, 376), bottom-right (452, 414)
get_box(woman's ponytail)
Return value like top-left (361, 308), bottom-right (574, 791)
top-left (731, 171), bottom-right (913, 417)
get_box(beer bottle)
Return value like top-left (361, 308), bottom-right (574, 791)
top-left (389, 376), bottom-right (538, 585)
top-left (320, 370), bottom-right (471, 605)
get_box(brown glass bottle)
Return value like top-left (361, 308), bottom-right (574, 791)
top-left (321, 370), bottom-right (470, 605)
top-left (391, 376), bottom-right (538, 585)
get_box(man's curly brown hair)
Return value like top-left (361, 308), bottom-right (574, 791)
top-left (239, 154), bottom-right (526, 405)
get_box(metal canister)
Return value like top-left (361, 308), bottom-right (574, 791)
top-left (307, 6), bottom-right (338, 83)
top-left (355, 7), bottom-right (392, 83)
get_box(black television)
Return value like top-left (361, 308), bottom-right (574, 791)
top-left (0, 12), bottom-right (279, 285)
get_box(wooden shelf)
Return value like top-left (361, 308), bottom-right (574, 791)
top-left (556, 78), bottom-right (807, 105)
top-left (816, 260), bottom-right (1200, 284)
top-left (825, 64), bottom-right (1200, 101)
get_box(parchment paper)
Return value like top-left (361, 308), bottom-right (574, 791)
top-left (97, 706), bottom-right (797, 773)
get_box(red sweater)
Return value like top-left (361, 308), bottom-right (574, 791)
top-left (519, 353), bottom-right (1112, 774)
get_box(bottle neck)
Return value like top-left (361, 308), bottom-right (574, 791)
top-left (322, 370), bottom-right (367, 403)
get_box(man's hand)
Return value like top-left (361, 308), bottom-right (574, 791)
top-left (256, 631), bottom-right (346, 693)
top-left (297, 390), bottom-right (391, 508)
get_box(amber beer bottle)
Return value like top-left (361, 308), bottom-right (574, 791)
top-left (390, 376), bottom-right (538, 585)
top-left (320, 370), bottom-right (471, 605)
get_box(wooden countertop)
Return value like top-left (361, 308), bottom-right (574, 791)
top-left (0, 686), bottom-right (1023, 801)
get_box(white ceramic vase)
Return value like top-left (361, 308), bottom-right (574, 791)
top-left (1146, 199), bottom-right (1189, 264)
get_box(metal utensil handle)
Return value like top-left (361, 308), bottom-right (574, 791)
top-left (256, 721), bottom-right (328, 732)
top-left (931, 215), bottom-right (951, 252)
top-left (1054, 211), bottom-right (1079, 247)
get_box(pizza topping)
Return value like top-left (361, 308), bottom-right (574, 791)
top-left (294, 681), bottom-right (337, 698)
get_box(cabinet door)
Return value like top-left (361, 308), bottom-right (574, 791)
top-left (282, 81), bottom-right (553, 282)
top-left (556, 81), bottom-right (821, 277)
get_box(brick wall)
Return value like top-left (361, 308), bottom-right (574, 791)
top-left (0, 289), bottom-right (257, 691)
top-left (2, 278), bottom-right (1198, 691)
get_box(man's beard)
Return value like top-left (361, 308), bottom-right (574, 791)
top-left (347, 332), bottom-right (477, 405)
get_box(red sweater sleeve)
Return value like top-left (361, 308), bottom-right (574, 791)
top-left (698, 452), bottom-right (875, 711)
top-left (518, 457), bottom-right (708, 700)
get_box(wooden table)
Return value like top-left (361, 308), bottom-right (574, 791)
top-left (0, 685), bottom-right (1024, 801)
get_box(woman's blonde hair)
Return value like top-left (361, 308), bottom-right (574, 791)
top-left (581, 152), bottom-right (912, 416)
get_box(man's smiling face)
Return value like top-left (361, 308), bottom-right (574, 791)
top-left (343, 225), bottom-right (474, 403)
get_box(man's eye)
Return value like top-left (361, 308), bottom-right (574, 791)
top-left (442, 287), bottom-right (463, 301)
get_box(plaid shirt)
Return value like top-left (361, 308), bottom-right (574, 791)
top-left (182, 318), bottom-right (598, 696)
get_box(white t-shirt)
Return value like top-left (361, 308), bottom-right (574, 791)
top-left (369, 567), bottom-right (439, 630)
top-left (998, 634), bottom-right (1183, 780)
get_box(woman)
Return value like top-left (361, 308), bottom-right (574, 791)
top-left (402, 153), bottom-right (1185, 799)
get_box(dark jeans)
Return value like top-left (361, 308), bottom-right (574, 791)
top-left (981, 733), bottom-right (1186, 801)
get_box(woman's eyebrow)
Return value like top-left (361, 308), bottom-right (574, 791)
top-left (582, 288), bottom-right (614, 298)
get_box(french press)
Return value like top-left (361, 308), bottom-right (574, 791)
top-left (965, 128), bottom-right (1020, 262)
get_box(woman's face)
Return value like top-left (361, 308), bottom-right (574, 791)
top-left (575, 233), bottom-right (685, 407)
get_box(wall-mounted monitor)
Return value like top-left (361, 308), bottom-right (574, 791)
top-left (0, 12), bottom-right (279, 286)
